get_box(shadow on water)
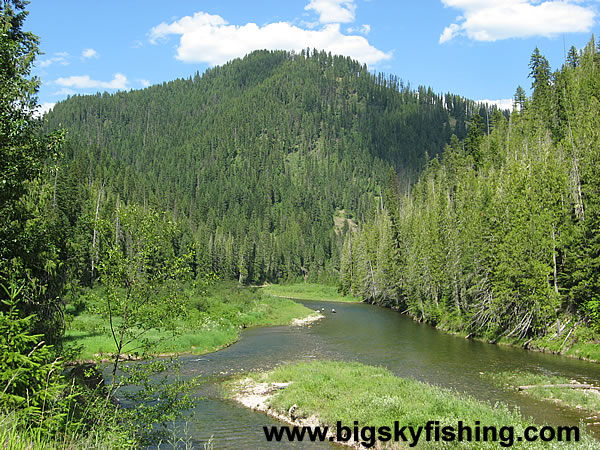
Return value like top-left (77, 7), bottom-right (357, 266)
top-left (168, 300), bottom-right (600, 447)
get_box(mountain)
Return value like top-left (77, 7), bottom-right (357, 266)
top-left (45, 49), bottom-right (490, 284)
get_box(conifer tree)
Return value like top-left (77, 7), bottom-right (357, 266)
top-left (1, 0), bottom-right (65, 343)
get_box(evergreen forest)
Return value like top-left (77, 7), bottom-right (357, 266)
top-left (340, 39), bottom-right (600, 343)
top-left (2, 0), bottom-right (600, 446)
top-left (42, 48), bottom-right (494, 287)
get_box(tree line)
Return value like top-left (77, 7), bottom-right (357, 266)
top-left (340, 38), bottom-right (600, 341)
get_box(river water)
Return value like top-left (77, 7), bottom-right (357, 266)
top-left (171, 300), bottom-right (600, 448)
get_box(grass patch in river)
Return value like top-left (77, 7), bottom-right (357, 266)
top-left (485, 370), bottom-right (600, 414)
top-left (228, 361), bottom-right (596, 448)
top-left (262, 282), bottom-right (360, 302)
top-left (65, 282), bottom-right (313, 361)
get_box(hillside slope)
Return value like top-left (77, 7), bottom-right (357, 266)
top-left (340, 39), bottom-right (600, 352)
top-left (45, 49), bottom-right (488, 283)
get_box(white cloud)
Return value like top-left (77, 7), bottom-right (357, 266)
top-left (52, 88), bottom-right (76, 97)
top-left (54, 73), bottom-right (129, 90)
top-left (81, 48), bottom-right (98, 59)
top-left (149, 11), bottom-right (391, 67)
top-left (477, 98), bottom-right (514, 111)
top-left (39, 52), bottom-right (70, 68)
top-left (150, 11), bottom-right (227, 43)
top-left (440, 0), bottom-right (597, 43)
top-left (305, 0), bottom-right (356, 24)
top-left (33, 102), bottom-right (56, 118)
top-left (138, 79), bottom-right (151, 87)
top-left (439, 23), bottom-right (461, 44)
top-left (347, 24), bottom-right (371, 35)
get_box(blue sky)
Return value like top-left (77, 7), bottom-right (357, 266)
top-left (27, 0), bottom-right (599, 115)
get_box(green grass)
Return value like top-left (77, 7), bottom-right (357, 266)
top-left (0, 412), bottom-right (136, 450)
top-left (65, 282), bottom-right (314, 361)
top-left (227, 361), bottom-right (597, 448)
top-left (489, 319), bottom-right (600, 363)
top-left (563, 340), bottom-right (600, 363)
top-left (485, 370), bottom-right (600, 414)
top-left (529, 325), bottom-right (600, 363)
top-left (428, 313), bottom-right (600, 364)
top-left (261, 283), bottom-right (360, 302)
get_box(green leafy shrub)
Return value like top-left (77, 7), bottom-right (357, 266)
top-left (0, 284), bottom-right (65, 431)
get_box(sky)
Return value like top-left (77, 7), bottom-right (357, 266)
top-left (26, 0), bottom-right (600, 115)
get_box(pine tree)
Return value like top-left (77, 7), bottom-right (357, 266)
top-left (1, 0), bottom-right (65, 343)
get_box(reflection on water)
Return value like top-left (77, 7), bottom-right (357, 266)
top-left (169, 300), bottom-right (600, 448)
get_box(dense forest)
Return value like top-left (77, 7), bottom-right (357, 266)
top-left (42, 49), bottom-right (495, 287)
top-left (4, 0), bottom-right (600, 446)
top-left (340, 38), bottom-right (600, 343)
top-left (1, 2), bottom-right (501, 441)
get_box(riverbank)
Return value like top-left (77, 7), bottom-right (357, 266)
top-left (464, 322), bottom-right (599, 364)
top-left (64, 282), bottom-right (317, 361)
top-left (226, 360), bottom-right (597, 448)
top-left (261, 283), bottom-right (361, 302)
top-left (363, 298), bottom-right (600, 364)
top-left (519, 325), bottom-right (600, 363)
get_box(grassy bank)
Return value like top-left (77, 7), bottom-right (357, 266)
top-left (261, 283), bottom-right (360, 302)
top-left (486, 370), bottom-right (600, 414)
top-left (522, 325), bottom-right (600, 363)
top-left (477, 323), bottom-right (600, 363)
top-left (436, 315), bottom-right (600, 363)
top-left (440, 323), bottom-right (599, 364)
top-left (227, 360), bottom-right (596, 448)
top-left (65, 282), bottom-right (314, 361)
top-left (364, 296), bottom-right (600, 364)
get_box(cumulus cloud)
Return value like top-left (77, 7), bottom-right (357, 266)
top-left (149, 11), bottom-right (391, 66)
top-left (347, 24), bottom-right (371, 35)
top-left (39, 52), bottom-right (69, 68)
top-left (34, 102), bottom-right (56, 117)
top-left (52, 88), bottom-right (76, 97)
top-left (81, 48), bottom-right (98, 59)
top-left (138, 79), bottom-right (151, 87)
top-left (305, 0), bottom-right (356, 24)
top-left (54, 73), bottom-right (129, 90)
top-left (477, 98), bottom-right (514, 111)
top-left (440, 0), bottom-right (597, 43)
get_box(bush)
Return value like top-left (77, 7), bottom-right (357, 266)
top-left (0, 284), bottom-right (65, 432)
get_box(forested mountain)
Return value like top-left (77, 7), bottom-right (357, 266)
top-left (340, 38), bottom-right (600, 342)
top-left (45, 49), bottom-right (492, 285)
top-left (6, 0), bottom-right (599, 444)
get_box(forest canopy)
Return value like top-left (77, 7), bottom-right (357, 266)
top-left (340, 38), bottom-right (600, 342)
top-left (43, 48), bottom-right (497, 286)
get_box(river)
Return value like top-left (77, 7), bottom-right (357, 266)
top-left (170, 300), bottom-right (600, 448)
